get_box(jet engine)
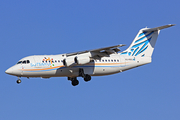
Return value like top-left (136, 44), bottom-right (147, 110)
top-left (63, 56), bottom-right (91, 67)
top-left (63, 57), bottom-right (76, 67)
top-left (74, 56), bottom-right (90, 65)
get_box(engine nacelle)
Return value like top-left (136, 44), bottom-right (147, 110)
top-left (63, 56), bottom-right (91, 67)
top-left (74, 56), bottom-right (90, 65)
top-left (63, 57), bottom-right (76, 67)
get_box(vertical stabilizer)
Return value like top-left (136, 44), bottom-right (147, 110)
top-left (120, 24), bottom-right (175, 57)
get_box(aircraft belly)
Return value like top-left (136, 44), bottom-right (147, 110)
top-left (56, 67), bottom-right (79, 77)
top-left (21, 70), bottom-right (57, 77)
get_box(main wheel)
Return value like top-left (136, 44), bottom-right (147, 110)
top-left (16, 79), bottom-right (21, 84)
top-left (71, 80), bottom-right (79, 86)
top-left (84, 74), bottom-right (91, 82)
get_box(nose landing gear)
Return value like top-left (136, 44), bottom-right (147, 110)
top-left (16, 77), bottom-right (21, 84)
top-left (16, 79), bottom-right (21, 84)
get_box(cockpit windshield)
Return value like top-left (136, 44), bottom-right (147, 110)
top-left (17, 60), bottom-right (30, 64)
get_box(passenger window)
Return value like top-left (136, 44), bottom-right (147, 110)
top-left (114, 60), bottom-right (116, 62)
top-left (102, 60), bottom-right (104, 62)
top-left (111, 60), bottom-right (113, 62)
top-left (108, 60), bottom-right (110, 62)
top-left (55, 60), bottom-right (57, 63)
top-left (58, 60), bottom-right (60, 63)
top-left (105, 60), bottom-right (107, 62)
top-left (117, 60), bottom-right (119, 62)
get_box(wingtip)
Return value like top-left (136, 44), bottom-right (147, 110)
top-left (119, 44), bottom-right (126, 47)
top-left (169, 24), bottom-right (176, 27)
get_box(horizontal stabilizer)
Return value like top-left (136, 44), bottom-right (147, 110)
top-left (142, 24), bottom-right (175, 32)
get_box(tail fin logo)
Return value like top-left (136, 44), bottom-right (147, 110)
top-left (120, 31), bottom-right (154, 56)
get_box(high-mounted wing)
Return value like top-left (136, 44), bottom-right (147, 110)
top-left (66, 44), bottom-right (125, 58)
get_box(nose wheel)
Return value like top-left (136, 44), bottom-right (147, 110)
top-left (16, 79), bottom-right (21, 84)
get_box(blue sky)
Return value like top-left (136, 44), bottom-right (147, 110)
top-left (1, 0), bottom-right (180, 120)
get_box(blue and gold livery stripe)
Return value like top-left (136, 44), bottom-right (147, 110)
top-left (19, 62), bottom-right (126, 72)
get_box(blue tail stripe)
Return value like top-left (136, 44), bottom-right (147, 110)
top-left (139, 46), bottom-right (148, 54)
top-left (135, 36), bottom-right (146, 43)
top-left (120, 52), bottom-right (128, 55)
top-left (138, 32), bottom-right (147, 37)
top-left (135, 42), bottom-right (148, 56)
top-left (132, 41), bottom-right (145, 48)
top-left (135, 31), bottom-right (154, 43)
top-left (132, 47), bottom-right (139, 56)
top-left (135, 37), bottom-right (152, 56)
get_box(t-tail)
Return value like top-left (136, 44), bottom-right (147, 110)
top-left (120, 24), bottom-right (175, 57)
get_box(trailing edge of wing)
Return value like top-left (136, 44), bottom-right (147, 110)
top-left (142, 24), bottom-right (175, 32)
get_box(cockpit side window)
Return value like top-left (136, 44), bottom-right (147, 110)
top-left (17, 60), bottom-right (30, 64)
top-left (17, 61), bottom-right (22, 64)
top-left (27, 60), bottom-right (30, 64)
top-left (22, 61), bottom-right (26, 64)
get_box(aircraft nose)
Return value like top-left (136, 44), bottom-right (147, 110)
top-left (5, 67), bottom-right (14, 75)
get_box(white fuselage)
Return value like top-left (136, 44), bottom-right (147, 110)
top-left (6, 53), bottom-right (151, 78)
top-left (5, 24), bottom-right (174, 86)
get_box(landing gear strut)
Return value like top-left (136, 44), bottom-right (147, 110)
top-left (79, 68), bottom-right (91, 82)
top-left (68, 68), bottom-right (92, 86)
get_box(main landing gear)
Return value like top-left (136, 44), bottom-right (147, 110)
top-left (70, 77), bottom-right (79, 86)
top-left (79, 68), bottom-right (91, 82)
top-left (69, 68), bottom-right (92, 86)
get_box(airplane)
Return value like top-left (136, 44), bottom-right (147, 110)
top-left (5, 24), bottom-right (175, 86)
